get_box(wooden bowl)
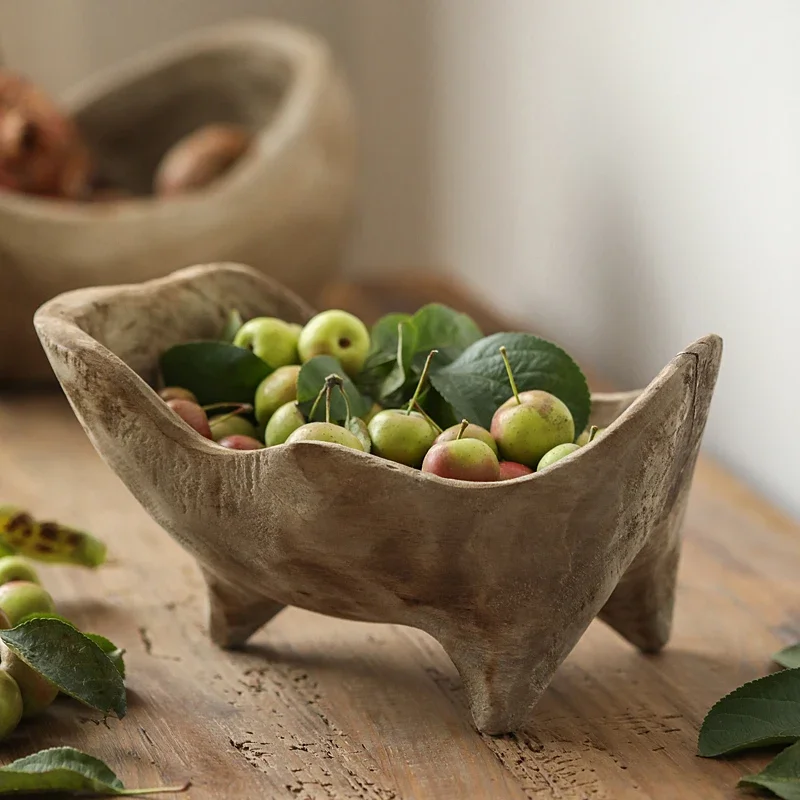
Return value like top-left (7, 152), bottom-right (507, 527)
top-left (0, 20), bottom-right (356, 383)
top-left (34, 263), bottom-right (722, 734)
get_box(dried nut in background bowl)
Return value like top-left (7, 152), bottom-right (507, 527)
top-left (153, 123), bottom-right (253, 196)
top-left (0, 69), bottom-right (91, 199)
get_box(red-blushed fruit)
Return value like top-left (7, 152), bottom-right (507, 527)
top-left (498, 461), bottom-right (533, 480)
top-left (434, 423), bottom-right (498, 456)
top-left (166, 399), bottom-right (212, 439)
top-left (0, 642), bottom-right (57, 718)
top-left (158, 386), bottom-right (198, 404)
top-left (0, 70), bottom-right (91, 199)
top-left (422, 438), bottom-right (500, 482)
top-left (217, 435), bottom-right (264, 450)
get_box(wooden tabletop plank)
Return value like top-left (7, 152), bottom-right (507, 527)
top-left (0, 275), bottom-right (795, 799)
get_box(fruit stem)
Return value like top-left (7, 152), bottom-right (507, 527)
top-left (499, 346), bottom-right (521, 405)
top-left (455, 419), bottom-right (470, 440)
top-left (201, 402), bottom-right (253, 414)
top-left (324, 374), bottom-right (344, 425)
top-left (412, 400), bottom-right (443, 434)
top-left (405, 349), bottom-right (438, 415)
top-left (201, 403), bottom-right (253, 425)
top-left (308, 385), bottom-right (327, 422)
top-left (338, 383), bottom-right (353, 426)
top-left (587, 425), bottom-right (599, 443)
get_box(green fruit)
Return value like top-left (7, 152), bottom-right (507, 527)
top-left (491, 391), bottom-right (574, 467)
top-left (0, 557), bottom-right (39, 587)
top-left (368, 409), bottom-right (437, 468)
top-left (234, 317), bottom-right (300, 369)
top-left (286, 422), bottom-right (364, 451)
top-left (0, 643), bottom-right (57, 718)
top-left (434, 423), bottom-right (498, 456)
top-left (254, 365), bottom-right (301, 424)
top-left (537, 442), bottom-right (581, 471)
top-left (0, 581), bottom-right (56, 626)
top-left (0, 671), bottom-right (22, 739)
top-left (209, 414), bottom-right (257, 442)
top-left (265, 402), bottom-right (305, 446)
top-left (422, 437), bottom-right (500, 482)
top-left (297, 310), bottom-right (370, 377)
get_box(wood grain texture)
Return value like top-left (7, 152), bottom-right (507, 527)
top-left (0, 19), bottom-right (356, 382)
top-left (35, 264), bottom-right (722, 734)
top-left (0, 273), bottom-right (792, 797)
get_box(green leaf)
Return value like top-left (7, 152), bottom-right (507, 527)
top-left (85, 634), bottom-right (126, 678)
top-left (410, 304), bottom-right (483, 367)
top-left (380, 321), bottom-right (417, 399)
top-left (297, 356), bottom-right (371, 423)
top-left (0, 619), bottom-right (126, 719)
top-left (160, 342), bottom-right (271, 406)
top-left (429, 332), bottom-right (591, 433)
top-left (219, 309), bottom-right (244, 343)
top-left (0, 747), bottom-right (189, 796)
top-left (739, 740), bottom-right (800, 799)
top-left (419, 386), bottom-right (460, 430)
top-left (346, 417), bottom-right (371, 453)
top-left (368, 313), bottom-right (414, 363)
top-left (776, 645), bottom-right (800, 670)
top-left (698, 668), bottom-right (800, 757)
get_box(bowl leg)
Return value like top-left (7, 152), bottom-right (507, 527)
top-left (202, 569), bottom-right (285, 649)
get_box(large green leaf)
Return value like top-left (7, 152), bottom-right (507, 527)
top-left (296, 356), bottom-right (371, 423)
top-left (0, 747), bottom-right (189, 796)
top-left (159, 342), bottom-right (271, 406)
top-left (410, 304), bottom-right (483, 368)
top-left (739, 740), bottom-right (800, 799)
top-left (0, 619), bottom-right (126, 718)
top-left (698, 669), bottom-right (800, 757)
top-left (429, 332), bottom-right (591, 433)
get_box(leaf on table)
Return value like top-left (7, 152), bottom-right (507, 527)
top-left (0, 747), bottom-right (189, 796)
top-left (159, 342), bottom-right (271, 406)
top-left (739, 740), bottom-right (800, 799)
top-left (297, 356), bottom-right (371, 423)
top-left (346, 417), bottom-right (372, 453)
top-left (776, 645), bottom-right (800, 670)
top-left (697, 668), bottom-right (800, 757)
top-left (84, 633), bottom-right (126, 678)
top-left (410, 304), bottom-right (483, 368)
top-left (219, 309), bottom-right (244, 344)
top-left (0, 619), bottom-right (126, 718)
top-left (429, 332), bottom-right (591, 433)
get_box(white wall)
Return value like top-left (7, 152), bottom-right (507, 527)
top-left (427, 1), bottom-right (800, 519)
top-left (2, 1), bottom-right (798, 517)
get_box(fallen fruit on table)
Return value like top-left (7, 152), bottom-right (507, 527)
top-left (0, 642), bottom-right (58, 719)
top-left (0, 670), bottom-right (22, 740)
top-left (0, 581), bottom-right (55, 626)
top-left (156, 300), bottom-right (595, 482)
top-left (0, 557), bottom-right (39, 587)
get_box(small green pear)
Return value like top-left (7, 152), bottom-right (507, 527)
top-left (297, 310), bottom-right (371, 377)
top-left (209, 413), bottom-right (258, 442)
top-left (0, 581), bottom-right (55, 626)
top-left (255, 365), bottom-right (301, 424)
top-left (234, 317), bottom-right (300, 369)
top-left (0, 557), bottom-right (39, 587)
top-left (265, 402), bottom-right (306, 446)
top-left (537, 442), bottom-right (581, 471)
top-left (0, 671), bottom-right (22, 740)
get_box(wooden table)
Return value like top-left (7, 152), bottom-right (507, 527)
top-left (0, 274), bottom-right (796, 799)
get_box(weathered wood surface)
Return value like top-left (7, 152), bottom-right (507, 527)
top-left (0, 273), bottom-right (795, 798)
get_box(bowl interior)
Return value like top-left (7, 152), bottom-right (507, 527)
top-left (74, 44), bottom-right (292, 195)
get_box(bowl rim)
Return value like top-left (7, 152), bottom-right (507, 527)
top-left (34, 262), bottom-right (718, 492)
top-left (0, 18), bottom-right (341, 222)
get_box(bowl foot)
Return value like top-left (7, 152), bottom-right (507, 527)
top-left (203, 569), bottom-right (285, 649)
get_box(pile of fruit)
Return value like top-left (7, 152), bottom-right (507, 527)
top-left (0, 68), bottom-right (251, 201)
top-left (158, 303), bottom-right (602, 482)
